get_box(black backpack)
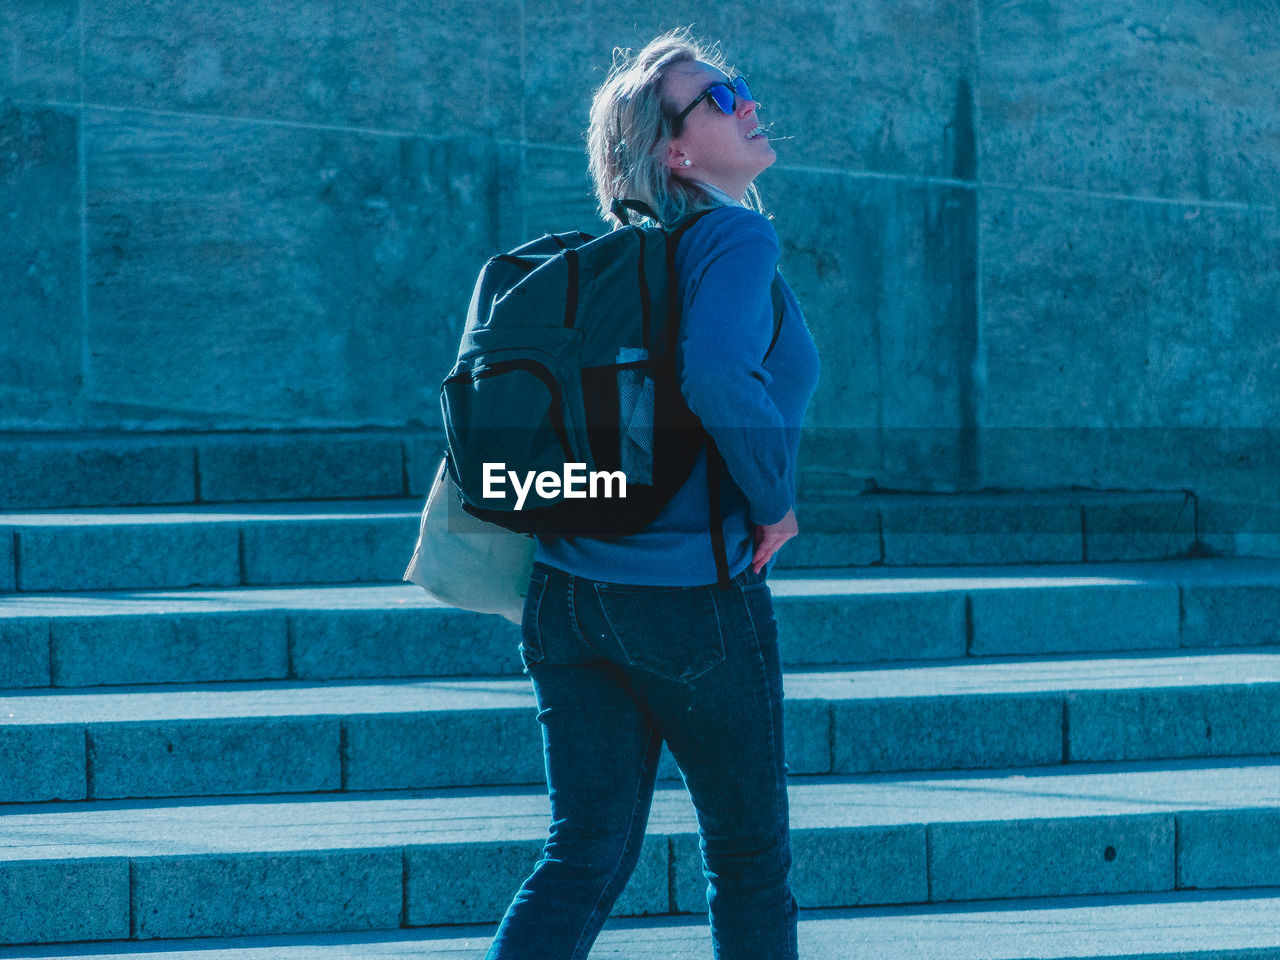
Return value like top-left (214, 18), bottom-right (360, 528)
top-left (440, 199), bottom-right (783, 585)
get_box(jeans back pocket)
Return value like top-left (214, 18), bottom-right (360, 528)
top-left (592, 582), bottom-right (726, 682)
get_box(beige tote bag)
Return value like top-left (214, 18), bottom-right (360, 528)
top-left (403, 457), bottom-right (536, 625)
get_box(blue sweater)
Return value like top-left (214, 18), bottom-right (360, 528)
top-left (534, 205), bottom-right (821, 585)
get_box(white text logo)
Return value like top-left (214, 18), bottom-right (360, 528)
top-left (482, 463), bottom-right (627, 510)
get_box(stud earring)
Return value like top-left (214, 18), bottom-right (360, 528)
top-left (681, 158), bottom-right (692, 167)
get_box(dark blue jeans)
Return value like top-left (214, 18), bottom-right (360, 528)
top-left (485, 561), bottom-right (798, 960)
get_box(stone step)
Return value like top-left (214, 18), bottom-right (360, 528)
top-left (5, 648), bottom-right (1280, 802)
top-left (0, 500), bottom-right (424, 593)
top-left (0, 433), bottom-right (1203, 564)
top-left (3, 558), bottom-right (1279, 689)
top-left (2, 758), bottom-right (1278, 944)
top-left (4, 891), bottom-right (1280, 959)
top-left (6, 890), bottom-right (1280, 959)
top-left (0, 490), bottom-right (1200, 593)
top-left (0, 430), bottom-right (441, 510)
top-left (796, 488), bottom-right (1198, 565)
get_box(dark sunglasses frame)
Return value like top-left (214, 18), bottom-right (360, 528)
top-left (672, 76), bottom-right (753, 132)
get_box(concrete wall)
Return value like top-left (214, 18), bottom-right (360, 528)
top-left (3, 0), bottom-right (1277, 510)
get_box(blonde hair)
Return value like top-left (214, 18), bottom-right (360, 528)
top-left (586, 29), bottom-right (764, 227)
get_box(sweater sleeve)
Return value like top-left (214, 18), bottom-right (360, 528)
top-left (675, 207), bottom-right (793, 526)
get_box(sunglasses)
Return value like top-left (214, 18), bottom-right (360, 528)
top-left (673, 76), bottom-right (754, 131)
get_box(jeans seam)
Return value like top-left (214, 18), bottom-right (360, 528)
top-left (742, 593), bottom-right (778, 798)
top-left (570, 728), bottom-right (661, 960)
top-left (566, 573), bottom-right (588, 650)
top-left (741, 586), bottom-right (797, 958)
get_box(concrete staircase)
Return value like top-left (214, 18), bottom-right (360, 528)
top-left (2, 432), bottom-right (1279, 958)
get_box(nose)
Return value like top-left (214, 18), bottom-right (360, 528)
top-left (737, 96), bottom-right (759, 119)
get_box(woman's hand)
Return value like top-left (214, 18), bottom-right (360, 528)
top-left (751, 509), bottom-right (797, 574)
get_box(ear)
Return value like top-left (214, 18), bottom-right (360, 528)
top-left (664, 139), bottom-right (690, 173)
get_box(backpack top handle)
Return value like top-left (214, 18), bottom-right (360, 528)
top-left (610, 197), bottom-right (661, 226)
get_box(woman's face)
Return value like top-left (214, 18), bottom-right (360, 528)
top-left (662, 60), bottom-right (775, 200)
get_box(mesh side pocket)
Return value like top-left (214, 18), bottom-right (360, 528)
top-left (618, 368), bottom-right (654, 486)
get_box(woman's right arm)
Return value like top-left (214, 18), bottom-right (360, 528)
top-left (675, 206), bottom-right (796, 529)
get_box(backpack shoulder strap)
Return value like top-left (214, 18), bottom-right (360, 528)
top-left (665, 206), bottom-right (719, 243)
top-left (660, 208), bottom-right (720, 358)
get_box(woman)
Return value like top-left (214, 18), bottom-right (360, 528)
top-left (486, 29), bottom-right (820, 960)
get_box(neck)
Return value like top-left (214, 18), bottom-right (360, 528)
top-left (692, 179), bottom-right (745, 206)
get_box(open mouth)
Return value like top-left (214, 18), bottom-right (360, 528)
top-left (747, 125), bottom-right (767, 139)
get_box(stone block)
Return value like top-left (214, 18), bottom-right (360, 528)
top-left (657, 742), bottom-right (680, 782)
top-left (406, 834), bottom-right (667, 925)
top-left (0, 617), bottom-right (51, 688)
top-left (1083, 494), bottom-right (1196, 562)
top-left (777, 591), bottom-right (966, 665)
top-left (290, 607), bottom-right (521, 681)
top-left (928, 814), bottom-right (1175, 901)
top-left (0, 105), bottom-right (83, 433)
top-left (404, 430), bottom-right (446, 499)
top-left (831, 693), bottom-right (1061, 773)
top-left (1067, 685), bottom-right (1280, 763)
top-left (794, 890), bottom-right (1280, 957)
top-left (0, 530), bottom-right (13, 592)
top-left (980, 193), bottom-right (1280, 496)
top-left (782, 501), bottom-right (882, 568)
top-left (521, 2), bottom-right (683, 152)
top-left (776, 532), bottom-right (881, 569)
top-left (0, 858), bottom-right (129, 944)
top-left (880, 495), bottom-right (1081, 566)
top-left (790, 825), bottom-right (927, 909)
top-left (977, 427), bottom-right (1116, 493)
top-left (784, 698), bottom-right (832, 775)
top-left (344, 709), bottom-right (544, 790)
top-left (613, 834), bottom-right (671, 916)
top-left (1200, 498), bottom-right (1280, 560)
top-left (15, 521), bottom-right (240, 592)
top-left (981, 0), bottom-right (1280, 204)
top-left (1, 1), bottom-right (78, 101)
top-left (195, 432), bottom-right (405, 503)
top-left (1178, 808), bottom-right (1280, 889)
top-left (0, 723), bottom-right (85, 801)
top-left (868, 190), bottom-right (980, 492)
top-left (1182, 582), bottom-right (1280, 647)
top-left (0, 435), bottom-right (198, 510)
top-left (240, 515), bottom-right (419, 585)
top-left (132, 849), bottom-right (402, 939)
top-left (796, 430), bottom-right (885, 512)
top-left (84, 110), bottom-right (521, 429)
top-left (523, 147), bottom-right (613, 242)
top-left (86, 717), bottom-right (340, 799)
top-left (407, 840), bottom-right (541, 925)
top-left (971, 582), bottom-right (1179, 656)
top-left (52, 611), bottom-right (289, 687)
top-left (525, 0), bottom-right (974, 178)
top-left (673, 824), bottom-right (926, 913)
top-left (794, 452), bottom-right (878, 502)
top-left (766, 168), bottom-right (883, 469)
top-left (770, 172), bottom-right (984, 491)
top-left (669, 833), bottom-right (703, 915)
top-left (86, 0), bottom-right (521, 136)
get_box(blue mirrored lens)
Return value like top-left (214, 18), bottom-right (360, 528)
top-left (708, 82), bottom-right (737, 114)
top-left (732, 77), bottom-right (752, 103)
